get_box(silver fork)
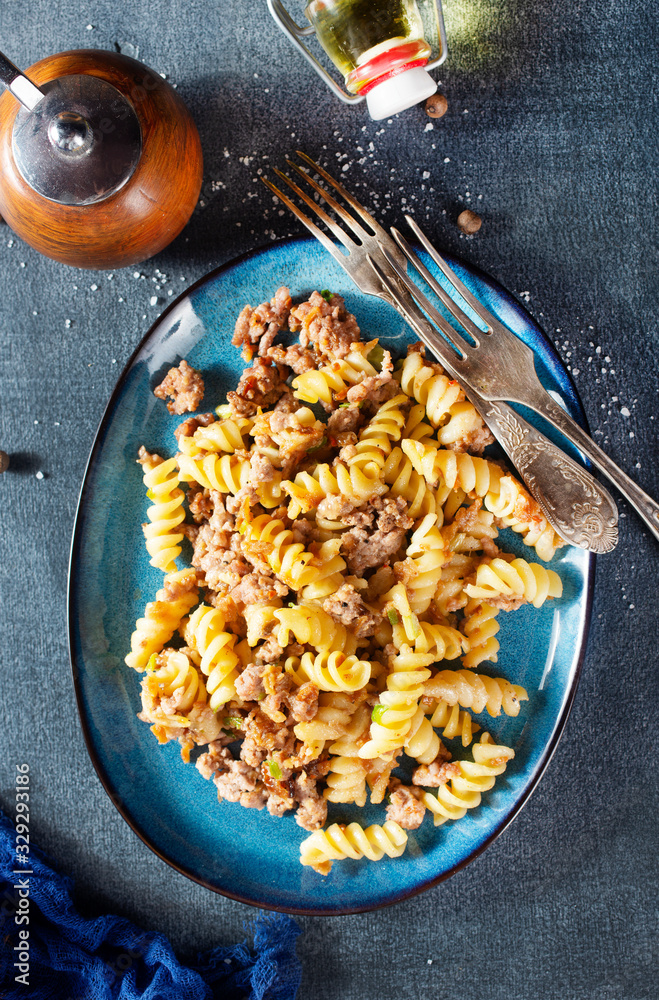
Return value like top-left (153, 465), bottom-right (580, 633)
top-left (262, 152), bottom-right (620, 553)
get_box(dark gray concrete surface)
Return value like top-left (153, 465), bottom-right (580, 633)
top-left (0, 2), bottom-right (657, 998)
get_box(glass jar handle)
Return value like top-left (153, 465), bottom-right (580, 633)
top-left (267, 0), bottom-right (364, 103)
top-left (268, 0), bottom-right (448, 103)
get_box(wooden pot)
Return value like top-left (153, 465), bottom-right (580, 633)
top-left (0, 49), bottom-right (203, 269)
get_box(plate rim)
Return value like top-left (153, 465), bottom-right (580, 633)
top-left (67, 235), bottom-right (595, 915)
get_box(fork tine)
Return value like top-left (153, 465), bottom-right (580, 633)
top-left (377, 247), bottom-right (470, 358)
top-left (295, 151), bottom-right (387, 238)
top-left (272, 168), bottom-right (357, 253)
top-left (260, 177), bottom-right (347, 265)
top-left (405, 215), bottom-right (498, 332)
top-left (391, 227), bottom-right (484, 345)
top-left (286, 159), bottom-right (372, 244)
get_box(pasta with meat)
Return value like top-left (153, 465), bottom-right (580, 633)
top-left (126, 287), bottom-right (567, 875)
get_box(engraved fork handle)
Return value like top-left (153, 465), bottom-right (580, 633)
top-left (383, 287), bottom-right (619, 553)
top-left (527, 392), bottom-right (659, 545)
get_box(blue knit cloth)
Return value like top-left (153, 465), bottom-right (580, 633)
top-left (0, 810), bottom-right (301, 1000)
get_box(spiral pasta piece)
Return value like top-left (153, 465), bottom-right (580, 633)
top-left (402, 403), bottom-right (436, 445)
top-left (417, 733), bottom-right (515, 826)
top-left (398, 352), bottom-right (463, 427)
top-left (273, 603), bottom-right (357, 655)
top-left (289, 650), bottom-right (372, 692)
top-left (283, 462), bottom-right (387, 518)
top-left (461, 600), bottom-right (500, 667)
top-left (436, 400), bottom-right (487, 448)
top-left (403, 513), bottom-right (448, 614)
top-left (241, 514), bottom-right (319, 590)
top-left (427, 699), bottom-right (480, 747)
top-left (402, 439), bottom-right (503, 496)
top-left (184, 605), bottom-right (240, 711)
top-left (125, 569), bottom-right (199, 671)
top-left (424, 668), bottom-right (529, 718)
top-left (299, 821), bottom-right (408, 875)
top-left (392, 620), bottom-right (466, 661)
top-left (464, 557), bottom-right (563, 608)
top-left (323, 756), bottom-right (369, 807)
top-left (294, 691), bottom-right (358, 746)
top-left (359, 645), bottom-right (436, 758)
top-left (299, 539), bottom-right (348, 602)
top-left (139, 649), bottom-right (208, 733)
top-left (382, 446), bottom-right (439, 519)
top-left (178, 453), bottom-right (251, 494)
top-left (292, 345), bottom-right (379, 406)
top-left (141, 455), bottom-right (185, 573)
top-left (404, 706), bottom-right (441, 763)
top-left (346, 394), bottom-right (407, 476)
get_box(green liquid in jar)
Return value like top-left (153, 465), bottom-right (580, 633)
top-left (306, 0), bottom-right (426, 78)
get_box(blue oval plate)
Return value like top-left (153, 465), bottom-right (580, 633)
top-left (69, 237), bottom-right (594, 914)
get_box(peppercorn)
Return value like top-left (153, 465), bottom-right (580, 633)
top-left (457, 209), bottom-right (482, 235)
top-left (0, 450), bottom-right (9, 473)
top-left (425, 94), bottom-right (448, 119)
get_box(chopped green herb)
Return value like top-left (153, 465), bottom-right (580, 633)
top-left (338, 402), bottom-right (351, 409)
top-left (223, 716), bottom-right (242, 729)
top-left (371, 704), bottom-right (388, 724)
top-left (146, 489), bottom-right (155, 500)
top-left (146, 653), bottom-right (158, 672)
top-left (320, 289), bottom-right (333, 302)
top-left (266, 760), bottom-right (282, 779)
top-left (257, 692), bottom-right (266, 701)
top-left (387, 608), bottom-right (399, 626)
top-left (288, 601), bottom-right (297, 608)
top-left (366, 344), bottom-right (385, 370)
top-left (308, 436), bottom-right (327, 453)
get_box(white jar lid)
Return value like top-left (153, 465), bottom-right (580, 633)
top-left (365, 67), bottom-right (437, 120)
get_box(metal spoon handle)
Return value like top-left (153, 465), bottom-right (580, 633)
top-left (0, 50), bottom-right (45, 111)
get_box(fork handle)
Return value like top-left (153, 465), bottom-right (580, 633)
top-left (530, 393), bottom-right (659, 544)
top-left (383, 285), bottom-right (619, 552)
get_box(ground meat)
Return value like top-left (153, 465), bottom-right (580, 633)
top-left (154, 359), bottom-right (205, 415)
top-left (173, 412), bottom-right (215, 443)
top-left (136, 445), bottom-right (161, 470)
top-left (386, 779), bottom-right (426, 830)
top-left (266, 343), bottom-right (317, 374)
top-left (252, 405), bottom-right (325, 479)
top-left (227, 357), bottom-right (290, 417)
top-left (214, 759), bottom-right (267, 809)
top-left (293, 772), bottom-right (327, 831)
top-left (345, 350), bottom-right (394, 404)
top-left (240, 736), bottom-right (268, 768)
top-left (186, 703), bottom-right (224, 745)
top-left (189, 523), bottom-right (251, 593)
top-left (255, 635), bottom-right (285, 665)
top-left (196, 742), bottom-right (233, 781)
top-left (229, 573), bottom-right (288, 607)
top-left (160, 567), bottom-right (198, 601)
top-left (322, 583), bottom-right (379, 639)
top-left (242, 707), bottom-right (296, 759)
top-left (315, 493), bottom-right (359, 522)
top-left (187, 485), bottom-right (214, 523)
top-left (326, 405), bottom-right (365, 438)
top-left (290, 519), bottom-right (322, 546)
top-left (232, 286), bottom-right (293, 360)
top-left (249, 452), bottom-right (275, 485)
top-left (448, 422), bottom-right (495, 455)
top-left (412, 758), bottom-right (460, 787)
top-left (290, 291), bottom-right (361, 360)
top-left (341, 497), bottom-right (413, 575)
top-left (286, 681), bottom-right (319, 723)
top-left (359, 379), bottom-right (401, 419)
top-left (235, 664), bottom-right (266, 701)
